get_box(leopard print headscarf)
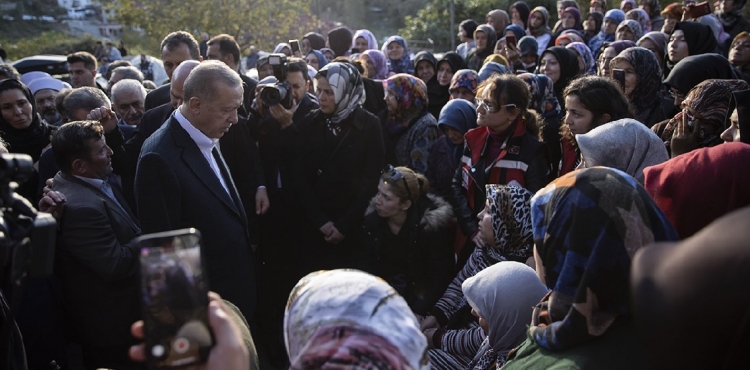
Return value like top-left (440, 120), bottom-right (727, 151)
top-left (484, 184), bottom-right (535, 261)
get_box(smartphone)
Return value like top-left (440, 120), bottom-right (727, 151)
top-left (506, 34), bottom-right (517, 49)
top-left (351, 47), bottom-right (360, 54)
top-left (139, 228), bottom-right (212, 369)
top-left (289, 39), bottom-right (301, 57)
top-left (686, 1), bottom-right (711, 18)
top-left (612, 69), bottom-right (626, 89)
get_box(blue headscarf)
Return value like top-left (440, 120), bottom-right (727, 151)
top-left (438, 99), bottom-right (478, 161)
top-left (504, 24), bottom-right (527, 40)
top-left (478, 62), bottom-right (509, 82)
top-left (384, 36), bottom-right (414, 75)
top-left (306, 49), bottom-right (329, 70)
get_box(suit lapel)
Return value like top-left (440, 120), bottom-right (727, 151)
top-left (58, 172), bottom-right (141, 233)
top-left (167, 118), bottom-right (245, 220)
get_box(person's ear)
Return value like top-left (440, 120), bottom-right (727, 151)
top-left (188, 96), bottom-right (201, 114)
top-left (71, 158), bottom-right (86, 175)
top-left (597, 113), bottom-right (612, 125)
top-left (401, 199), bottom-right (412, 211)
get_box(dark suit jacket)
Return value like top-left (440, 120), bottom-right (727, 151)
top-left (53, 172), bottom-right (141, 348)
top-left (135, 117), bottom-right (257, 319)
top-left (144, 83), bottom-right (170, 111)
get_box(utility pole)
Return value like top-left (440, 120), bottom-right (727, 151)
top-left (449, 0), bottom-right (455, 51)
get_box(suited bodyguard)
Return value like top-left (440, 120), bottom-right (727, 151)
top-left (51, 121), bottom-right (142, 369)
top-left (135, 61), bottom-right (257, 323)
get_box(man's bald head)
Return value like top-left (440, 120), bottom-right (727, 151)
top-left (170, 60), bottom-right (201, 109)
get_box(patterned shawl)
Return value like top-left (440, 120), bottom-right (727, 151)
top-left (612, 46), bottom-right (663, 123)
top-left (617, 19), bottom-right (643, 40)
top-left (315, 62), bottom-right (366, 124)
top-left (518, 73), bottom-right (561, 119)
top-left (626, 8), bottom-right (652, 33)
top-left (566, 42), bottom-right (597, 75)
top-left (483, 184), bottom-right (535, 262)
top-left (384, 73), bottom-right (429, 130)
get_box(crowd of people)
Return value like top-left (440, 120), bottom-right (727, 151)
top-left (0, 0), bottom-right (749, 368)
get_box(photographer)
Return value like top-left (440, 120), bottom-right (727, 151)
top-left (249, 57), bottom-right (318, 369)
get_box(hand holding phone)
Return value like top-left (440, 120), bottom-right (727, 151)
top-left (506, 34), bottom-right (517, 49)
top-left (683, 1), bottom-right (711, 19)
top-left (289, 39), bottom-right (301, 57)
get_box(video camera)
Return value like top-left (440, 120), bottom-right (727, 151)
top-left (259, 53), bottom-right (294, 110)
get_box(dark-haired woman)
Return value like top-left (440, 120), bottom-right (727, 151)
top-left (509, 1), bottom-right (531, 29)
top-left (451, 74), bottom-right (551, 266)
top-left (360, 166), bottom-right (454, 316)
top-left (559, 75), bottom-right (633, 175)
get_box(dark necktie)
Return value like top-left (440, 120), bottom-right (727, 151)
top-left (211, 146), bottom-right (242, 211)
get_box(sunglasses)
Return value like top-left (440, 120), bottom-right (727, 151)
top-left (381, 164), bottom-right (411, 200)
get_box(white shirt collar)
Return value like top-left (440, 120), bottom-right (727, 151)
top-left (174, 107), bottom-right (218, 150)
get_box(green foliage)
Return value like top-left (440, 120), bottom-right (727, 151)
top-left (0, 31), bottom-right (100, 60)
top-left (108, 0), bottom-right (320, 52)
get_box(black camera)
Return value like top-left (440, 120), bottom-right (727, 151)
top-left (259, 54), bottom-right (294, 109)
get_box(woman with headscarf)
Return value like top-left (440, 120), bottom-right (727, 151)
top-left (421, 184), bottom-right (536, 369)
top-left (588, 9), bottom-right (626, 58)
top-left (486, 10), bottom-right (510, 37)
top-left (552, 0), bottom-right (579, 34)
top-left (555, 7), bottom-right (584, 40)
top-left (320, 48), bottom-right (335, 62)
top-left (478, 62), bottom-right (509, 82)
top-left (729, 32), bottom-right (750, 83)
top-left (716, 0), bottom-right (750, 54)
top-left (538, 46), bottom-right (580, 110)
top-left (463, 261), bottom-right (548, 370)
top-left (639, 0), bottom-right (663, 30)
top-left (656, 79), bottom-right (749, 157)
top-left (273, 42), bottom-right (291, 56)
top-left (626, 8), bottom-right (651, 33)
top-left (427, 99), bottom-right (477, 199)
top-left (0, 78), bottom-right (56, 201)
top-left (381, 74), bottom-right (439, 174)
top-left (519, 73), bottom-right (565, 175)
top-left (577, 118), bottom-right (669, 183)
top-left (583, 11), bottom-right (604, 43)
top-left (449, 69), bottom-right (480, 103)
top-left (466, 25), bottom-right (498, 72)
top-left (360, 166), bottom-right (454, 316)
top-left (302, 32), bottom-right (326, 55)
top-left (597, 39), bottom-right (636, 77)
top-left (643, 141), bottom-right (750, 240)
top-left (611, 46), bottom-right (675, 127)
top-left (304, 50), bottom-right (328, 71)
top-left (294, 62), bottom-right (385, 272)
top-left (284, 269), bottom-right (429, 369)
top-left (621, 0), bottom-right (636, 12)
top-left (632, 205), bottom-right (750, 370)
top-left (351, 29), bottom-right (378, 52)
top-left (637, 31), bottom-right (669, 72)
top-left (566, 42), bottom-right (597, 75)
top-left (509, 1), bottom-right (531, 29)
top-left (662, 54), bottom-right (739, 109)
top-left (429, 53), bottom-right (465, 115)
top-left (527, 6), bottom-right (554, 55)
top-left (384, 36), bottom-right (414, 75)
top-left (555, 30), bottom-right (585, 46)
top-left (413, 51), bottom-right (438, 83)
top-left (358, 49), bottom-right (388, 80)
top-left (501, 167), bottom-right (678, 370)
top-left (665, 21), bottom-right (719, 76)
top-left (616, 19), bottom-right (644, 41)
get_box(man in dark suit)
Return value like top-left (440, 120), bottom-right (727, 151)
top-left (135, 61), bottom-right (257, 322)
top-left (51, 121), bottom-right (142, 369)
top-left (144, 31), bottom-right (202, 110)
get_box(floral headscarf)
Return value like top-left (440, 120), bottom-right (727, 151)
top-left (351, 29), bottom-right (379, 51)
top-left (529, 167), bottom-right (678, 351)
top-left (284, 269), bottom-right (429, 370)
top-left (528, 6), bottom-right (551, 37)
top-left (315, 62), bottom-right (366, 125)
top-left (617, 19), bottom-right (643, 40)
top-left (611, 46), bottom-right (662, 123)
top-left (518, 73), bottom-right (561, 119)
top-left (360, 49), bottom-right (388, 80)
top-left (384, 36), bottom-right (414, 75)
top-left (626, 8), bottom-right (652, 33)
top-left (566, 42), bottom-right (596, 75)
top-left (562, 7), bottom-right (583, 31)
top-left (383, 74), bottom-right (428, 128)
top-left (449, 69), bottom-right (480, 95)
top-left (484, 184), bottom-right (535, 262)
top-left (678, 79), bottom-right (750, 147)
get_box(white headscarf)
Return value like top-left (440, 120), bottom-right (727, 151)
top-left (284, 269), bottom-right (429, 370)
top-left (315, 62), bottom-right (366, 124)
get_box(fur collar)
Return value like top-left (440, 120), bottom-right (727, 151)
top-left (365, 193), bottom-right (454, 232)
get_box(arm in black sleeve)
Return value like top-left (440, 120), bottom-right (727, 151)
top-left (450, 143), bottom-right (479, 237)
top-left (523, 144), bottom-right (553, 193)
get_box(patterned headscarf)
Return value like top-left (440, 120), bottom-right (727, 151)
top-left (528, 6), bottom-right (551, 37)
top-left (383, 74), bottom-right (428, 128)
top-left (384, 36), bottom-right (414, 75)
top-left (529, 167), bottom-right (678, 351)
top-left (637, 31), bottom-right (669, 60)
top-left (284, 269), bottom-right (429, 370)
top-left (562, 7), bottom-right (583, 31)
top-left (315, 62), bottom-right (366, 124)
top-left (626, 8), bottom-right (651, 33)
top-left (351, 29), bottom-right (379, 51)
top-left (484, 184), bottom-right (535, 262)
top-left (449, 69), bottom-right (480, 95)
top-left (679, 79), bottom-right (750, 146)
top-left (616, 19), bottom-right (643, 40)
top-left (360, 49), bottom-right (388, 80)
top-left (612, 46), bottom-right (662, 121)
top-left (518, 73), bottom-right (561, 119)
top-left (566, 42), bottom-right (596, 75)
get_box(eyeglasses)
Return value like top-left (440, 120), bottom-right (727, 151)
top-left (477, 99), bottom-right (516, 113)
top-left (382, 164), bottom-right (411, 200)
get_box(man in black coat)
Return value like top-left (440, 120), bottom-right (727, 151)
top-left (135, 61), bottom-right (257, 322)
top-left (144, 31), bottom-right (202, 110)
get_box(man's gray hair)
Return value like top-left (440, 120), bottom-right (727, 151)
top-left (111, 66), bottom-right (144, 83)
top-left (63, 86), bottom-right (111, 115)
top-left (111, 79), bottom-right (147, 105)
top-left (183, 60), bottom-right (242, 103)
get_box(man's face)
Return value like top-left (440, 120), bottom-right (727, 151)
top-left (207, 44), bottom-right (236, 70)
top-left (162, 43), bottom-right (193, 80)
top-left (286, 71), bottom-right (308, 102)
top-left (190, 81), bottom-right (243, 139)
top-left (81, 136), bottom-right (113, 179)
top-left (113, 89), bottom-right (145, 125)
top-left (170, 79), bottom-right (185, 109)
top-left (68, 62), bottom-right (96, 88)
top-left (34, 89), bottom-right (61, 122)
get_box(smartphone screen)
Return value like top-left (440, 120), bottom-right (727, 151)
top-left (289, 39), bottom-right (301, 57)
top-left (351, 47), bottom-right (360, 54)
top-left (506, 34), bottom-right (517, 49)
top-left (139, 228), bottom-right (212, 369)
top-left (612, 69), bottom-right (626, 89)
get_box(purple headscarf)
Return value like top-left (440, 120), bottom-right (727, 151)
top-left (361, 49), bottom-right (388, 79)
